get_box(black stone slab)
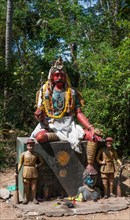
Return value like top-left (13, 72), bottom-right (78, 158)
top-left (35, 141), bottom-right (87, 197)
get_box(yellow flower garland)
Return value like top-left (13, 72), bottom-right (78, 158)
top-left (43, 80), bottom-right (71, 119)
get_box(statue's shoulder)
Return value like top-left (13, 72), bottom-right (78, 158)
top-left (21, 151), bottom-right (26, 157)
top-left (111, 147), bottom-right (116, 154)
top-left (98, 146), bottom-right (105, 153)
top-left (71, 87), bottom-right (85, 106)
top-left (33, 151), bottom-right (41, 157)
top-left (70, 87), bottom-right (76, 95)
top-left (39, 83), bottom-right (47, 91)
top-left (36, 82), bottom-right (48, 106)
top-left (34, 151), bottom-right (39, 155)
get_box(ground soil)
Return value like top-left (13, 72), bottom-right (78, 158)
top-left (0, 168), bottom-right (130, 220)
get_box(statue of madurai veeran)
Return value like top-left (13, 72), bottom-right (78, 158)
top-left (30, 57), bottom-right (103, 174)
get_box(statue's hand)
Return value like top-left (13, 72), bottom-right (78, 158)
top-left (94, 128), bottom-right (103, 136)
top-left (34, 108), bottom-right (44, 121)
top-left (93, 128), bottom-right (103, 142)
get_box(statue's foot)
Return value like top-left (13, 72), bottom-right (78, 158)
top-left (33, 199), bottom-right (39, 204)
top-left (110, 193), bottom-right (116, 197)
top-left (104, 195), bottom-right (108, 199)
top-left (22, 199), bottom-right (28, 204)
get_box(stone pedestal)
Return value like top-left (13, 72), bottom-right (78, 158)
top-left (16, 137), bottom-right (101, 199)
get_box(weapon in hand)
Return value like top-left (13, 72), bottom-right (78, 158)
top-left (117, 156), bottom-right (127, 197)
top-left (14, 162), bottom-right (19, 204)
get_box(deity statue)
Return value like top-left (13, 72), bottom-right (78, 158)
top-left (30, 57), bottom-right (103, 173)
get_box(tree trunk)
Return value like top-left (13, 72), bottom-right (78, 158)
top-left (4, 0), bottom-right (13, 122)
top-left (5, 0), bottom-right (13, 70)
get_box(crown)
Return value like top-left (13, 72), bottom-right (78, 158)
top-left (48, 56), bottom-right (66, 79)
top-left (54, 56), bottom-right (63, 70)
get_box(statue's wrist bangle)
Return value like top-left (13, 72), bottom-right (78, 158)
top-left (88, 125), bottom-right (94, 131)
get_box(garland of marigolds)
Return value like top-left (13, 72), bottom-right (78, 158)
top-left (42, 80), bottom-right (72, 119)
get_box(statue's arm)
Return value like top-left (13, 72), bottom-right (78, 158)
top-left (18, 153), bottom-right (24, 172)
top-left (76, 107), bottom-right (94, 131)
top-left (35, 87), bottom-right (45, 122)
top-left (36, 154), bottom-right (44, 168)
top-left (96, 149), bottom-right (103, 165)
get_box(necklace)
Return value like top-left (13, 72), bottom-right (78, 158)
top-left (52, 89), bottom-right (65, 111)
top-left (42, 81), bottom-right (71, 119)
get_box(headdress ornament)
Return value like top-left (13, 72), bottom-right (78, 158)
top-left (48, 56), bottom-right (66, 80)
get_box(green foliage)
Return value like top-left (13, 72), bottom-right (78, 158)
top-left (0, 128), bottom-right (28, 169)
top-left (0, 140), bottom-right (16, 170)
top-left (80, 37), bottom-right (130, 154)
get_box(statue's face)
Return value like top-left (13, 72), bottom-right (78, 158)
top-left (84, 174), bottom-right (97, 187)
top-left (52, 70), bottom-right (66, 87)
top-left (27, 143), bottom-right (35, 152)
top-left (106, 140), bottom-right (113, 149)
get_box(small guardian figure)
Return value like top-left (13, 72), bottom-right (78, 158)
top-left (18, 139), bottom-right (44, 204)
top-left (96, 137), bottom-right (123, 198)
top-left (77, 166), bottom-right (101, 202)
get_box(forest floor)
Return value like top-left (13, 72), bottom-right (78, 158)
top-left (0, 166), bottom-right (130, 220)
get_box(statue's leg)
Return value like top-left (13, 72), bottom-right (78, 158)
top-left (23, 179), bottom-right (30, 204)
top-left (47, 132), bottom-right (59, 141)
top-left (109, 173), bottom-right (116, 197)
top-left (92, 191), bottom-right (99, 201)
top-left (35, 130), bottom-right (49, 143)
top-left (82, 189), bottom-right (88, 201)
top-left (31, 178), bottom-right (39, 204)
top-left (35, 130), bottom-right (59, 143)
top-left (83, 129), bottom-right (97, 173)
top-left (102, 175), bottom-right (108, 198)
top-left (85, 140), bottom-right (97, 174)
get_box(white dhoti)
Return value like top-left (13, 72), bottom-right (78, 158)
top-left (30, 116), bottom-right (85, 153)
top-left (49, 116), bottom-right (85, 153)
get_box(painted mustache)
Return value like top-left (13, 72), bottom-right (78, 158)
top-left (54, 79), bottom-right (64, 83)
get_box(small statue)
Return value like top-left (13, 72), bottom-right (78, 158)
top-left (96, 137), bottom-right (122, 198)
top-left (77, 166), bottom-right (101, 202)
top-left (31, 57), bottom-right (103, 173)
top-left (18, 139), bottom-right (44, 204)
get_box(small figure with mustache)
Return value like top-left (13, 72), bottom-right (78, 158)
top-left (96, 137), bottom-right (122, 198)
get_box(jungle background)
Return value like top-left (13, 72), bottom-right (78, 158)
top-left (0, 0), bottom-right (130, 169)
